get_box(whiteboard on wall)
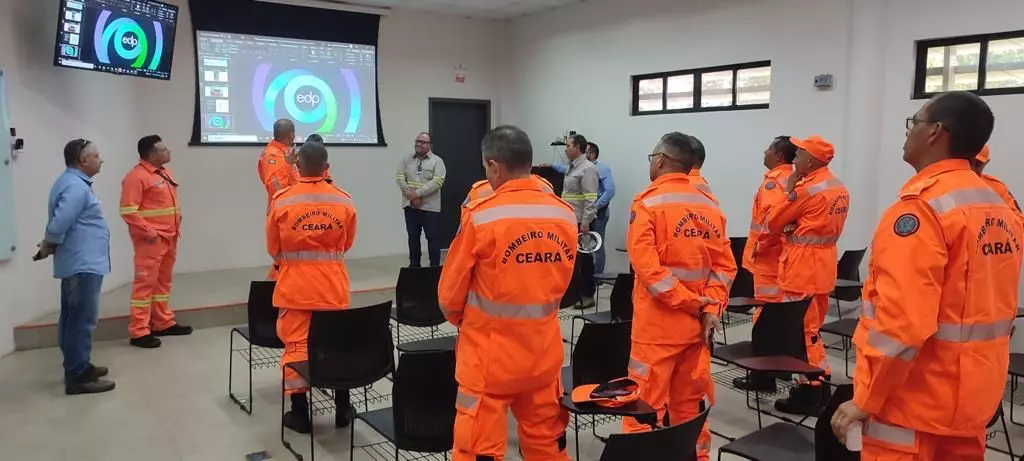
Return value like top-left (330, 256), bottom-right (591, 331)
top-left (0, 70), bottom-right (14, 261)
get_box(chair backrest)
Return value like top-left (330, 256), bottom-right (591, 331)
top-left (609, 273), bottom-right (635, 321)
top-left (308, 301), bottom-right (395, 389)
top-left (560, 257), bottom-right (586, 309)
top-left (728, 237), bottom-right (755, 298)
top-left (395, 266), bottom-right (445, 327)
top-left (752, 298), bottom-right (812, 360)
top-left (247, 281), bottom-right (284, 348)
top-left (599, 410), bottom-right (710, 461)
top-left (392, 349), bottom-right (458, 453)
top-left (572, 321), bottom-right (632, 386)
top-left (836, 249), bottom-right (866, 282)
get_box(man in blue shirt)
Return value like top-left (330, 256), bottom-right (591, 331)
top-left (547, 141), bottom-right (616, 273)
top-left (36, 139), bottom-right (115, 395)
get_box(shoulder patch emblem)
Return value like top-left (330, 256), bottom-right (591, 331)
top-left (765, 182), bottom-right (776, 191)
top-left (630, 210), bottom-right (636, 224)
top-left (893, 213), bottom-right (920, 237)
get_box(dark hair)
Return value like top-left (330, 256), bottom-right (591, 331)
top-left (298, 141), bottom-right (329, 169)
top-left (305, 133), bottom-right (324, 144)
top-left (688, 135), bottom-right (706, 167)
top-left (482, 125), bottom-right (533, 171)
top-left (772, 136), bottom-right (798, 163)
top-left (925, 91), bottom-right (995, 159)
top-left (63, 138), bottom-right (92, 167)
top-left (273, 119), bottom-right (295, 140)
top-left (569, 134), bottom-right (588, 153)
top-left (586, 142), bottom-right (600, 158)
top-left (137, 135), bottom-right (162, 159)
top-left (657, 132), bottom-right (697, 170)
top-left (417, 132), bottom-right (432, 143)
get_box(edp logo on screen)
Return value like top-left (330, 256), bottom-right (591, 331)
top-left (252, 63), bottom-right (363, 135)
top-left (94, 10), bottom-right (166, 70)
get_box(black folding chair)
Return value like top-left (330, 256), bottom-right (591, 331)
top-left (820, 319), bottom-right (858, 378)
top-left (352, 349), bottom-right (457, 461)
top-left (281, 301), bottom-right (395, 461)
top-left (597, 410), bottom-right (709, 461)
top-left (832, 249), bottom-right (866, 319)
top-left (561, 320), bottom-right (632, 456)
top-left (391, 267), bottom-right (455, 353)
top-left (986, 404), bottom-right (1015, 459)
top-left (1009, 353), bottom-right (1024, 426)
top-left (718, 421), bottom-right (815, 461)
top-left (229, 281), bottom-right (284, 415)
top-left (569, 273), bottom-right (634, 347)
top-left (721, 237), bottom-right (758, 345)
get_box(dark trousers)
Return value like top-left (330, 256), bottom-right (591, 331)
top-left (404, 207), bottom-right (441, 267)
top-left (59, 273), bottom-right (103, 380)
top-left (592, 208), bottom-right (609, 274)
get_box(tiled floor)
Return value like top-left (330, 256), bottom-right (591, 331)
top-left (2, 293), bottom-right (1023, 460)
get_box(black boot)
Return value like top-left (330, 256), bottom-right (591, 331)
top-left (65, 368), bottom-right (116, 395)
top-left (774, 383), bottom-right (828, 417)
top-left (283, 393), bottom-right (312, 434)
top-left (733, 372), bottom-right (778, 392)
top-left (335, 391), bottom-right (352, 428)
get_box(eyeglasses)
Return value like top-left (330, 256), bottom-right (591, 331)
top-left (906, 116), bottom-right (937, 130)
top-left (415, 140), bottom-right (431, 145)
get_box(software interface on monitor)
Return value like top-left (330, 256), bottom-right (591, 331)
top-left (196, 31), bottom-right (379, 145)
top-left (55, 0), bottom-right (178, 80)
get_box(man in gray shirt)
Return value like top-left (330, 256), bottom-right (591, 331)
top-left (561, 134), bottom-right (600, 308)
top-left (396, 132), bottom-right (446, 267)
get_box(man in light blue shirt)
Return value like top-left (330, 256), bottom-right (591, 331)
top-left (36, 139), bottom-right (115, 395)
top-left (549, 141), bottom-right (616, 273)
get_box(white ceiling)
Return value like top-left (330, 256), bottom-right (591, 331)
top-left (340, 0), bottom-right (586, 19)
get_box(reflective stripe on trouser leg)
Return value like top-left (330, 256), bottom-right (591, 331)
top-left (623, 344), bottom-right (662, 433)
top-left (277, 309), bottom-right (311, 395)
top-left (151, 240), bottom-right (178, 331)
top-left (667, 343), bottom-right (713, 461)
top-left (799, 294), bottom-right (831, 384)
top-left (453, 387), bottom-right (511, 461)
top-left (128, 242), bottom-right (162, 339)
top-left (510, 378), bottom-right (570, 461)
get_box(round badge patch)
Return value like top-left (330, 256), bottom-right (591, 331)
top-left (630, 210), bottom-right (636, 224)
top-left (893, 213), bottom-right (920, 237)
top-left (765, 182), bottom-right (776, 191)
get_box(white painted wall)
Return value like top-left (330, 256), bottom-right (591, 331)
top-left (0, 0), bottom-right (505, 353)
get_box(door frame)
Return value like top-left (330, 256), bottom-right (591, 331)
top-left (428, 98), bottom-right (492, 140)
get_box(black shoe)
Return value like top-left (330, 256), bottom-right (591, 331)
top-left (82, 363), bottom-right (109, 380)
top-left (153, 324), bottom-right (193, 336)
top-left (335, 411), bottom-right (351, 428)
top-left (335, 394), bottom-right (352, 428)
top-left (733, 375), bottom-right (778, 393)
top-left (130, 335), bottom-right (162, 348)
top-left (284, 393), bottom-right (312, 434)
top-left (66, 378), bottom-right (116, 395)
top-left (774, 384), bottom-right (827, 417)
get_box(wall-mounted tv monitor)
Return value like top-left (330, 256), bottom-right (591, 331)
top-left (53, 0), bottom-right (179, 80)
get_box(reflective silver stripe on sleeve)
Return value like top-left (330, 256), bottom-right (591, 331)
top-left (642, 192), bottom-right (718, 209)
top-left (710, 271), bottom-right (734, 288)
top-left (647, 274), bottom-right (677, 295)
top-left (866, 329), bottom-right (918, 361)
top-left (861, 300), bottom-right (876, 320)
top-left (864, 419), bottom-right (916, 448)
top-left (278, 251), bottom-right (346, 262)
top-left (695, 184), bottom-right (712, 194)
top-left (782, 293), bottom-right (809, 302)
top-left (785, 234), bottom-right (840, 245)
top-left (628, 357), bottom-right (650, 378)
top-left (271, 177), bottom-right (283, 193)
top-left (749, 222), bottom-right (768, 233)
top-left (668, 266), bottom-right (710, 282)
top-left (755, 285), bottom-right (782, 296)
top-left (934, 319), bottom-right (1014, 342)
top-left (275, 193), bottom-right (355, 208)
top-left (456, 390), bottom-right (479, 411)
top-left (806, 177), bottom-right (845, 196)
top-left (466, 292), bottom-right (559, 319)
top-left (927, 187), bottom-right (1006, 214)
top-left (471, 204), bottom-right (577, 227)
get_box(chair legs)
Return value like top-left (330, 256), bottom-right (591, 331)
top-left (228, 330), bottom-right (254, 415)
top-left (1012, 376), bottom-right (1024, 427)
top-left (999, 405), bottom-right (1014, 459)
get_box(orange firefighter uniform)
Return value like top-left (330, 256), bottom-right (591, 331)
top-left (120, 161), bottom-right (182, 339)
top-left (976, 145), bottom-right (1023, 221)
top-left (461, 175), bottom-right (555, 208)
top-left (439, 177), bottom-right (577, 461)
top-left (623, 172), bottom-right (737, 460)
top-left (689, 168), bottom-right (715, 197)
top-left (743, 164), bottom-right (793, 304)
top-left (267, 177), bottom-right (357, 395)
top-left (765, 136), bottom-right (849, 378)
top-left (854, 158), bottom-right (1022, 459)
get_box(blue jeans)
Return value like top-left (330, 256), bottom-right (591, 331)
top-left (59, 273), bottom-right (102, 380)
top-left (404, 207), bottom-right (441, 267)
top-left (592, 209), bottom-right (609, 274)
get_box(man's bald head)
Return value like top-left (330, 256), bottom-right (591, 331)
top-left (297, 141), bottom-right (329, 177)
top-left (273, 119), bottom-right (295, 144)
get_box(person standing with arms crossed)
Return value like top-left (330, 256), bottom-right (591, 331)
top-left (120, 135), bottom-right (191, 349)
top-left (268, 142), bottom-right (358, 433)
top-left (37, 139), bottom-right (115, 394)
top-left (397, 132), bottom-right (446, 267)
top-left (622, 132), bottom-right (736, 461)
top-left (439, 125), bottom-right (576, 461)
top-left (831, 91), bottom-right (1022, 460)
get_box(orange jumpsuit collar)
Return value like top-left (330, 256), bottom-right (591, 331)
top-left (766, 164), bottom-right (793, 178)
top-left (652, 172), bottom-right (693, 188)
top-left (689, 168), bottom-right (701, 177)
top-left (902, 158), bottom-right (971, 190)
top-left (495, 176), bottom-right (545, 193)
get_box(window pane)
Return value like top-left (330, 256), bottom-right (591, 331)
top-left (923, 43), bottom-right (980, 93)
top-left (637, 77), bottom-right (663, 112)
top-left (701, 70), bottom-right (734, 108)
top-left (666, 74), bottom-right (694, 109)
top-left (985, 37), bottom-right (1024, 90)
top-left (737, 66), bottom-right (771, 105)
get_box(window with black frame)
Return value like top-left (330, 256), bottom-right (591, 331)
top-left (913, 30), bottom-right (1024, 99)
top-left (631, 60), bottom-right (771, 116)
